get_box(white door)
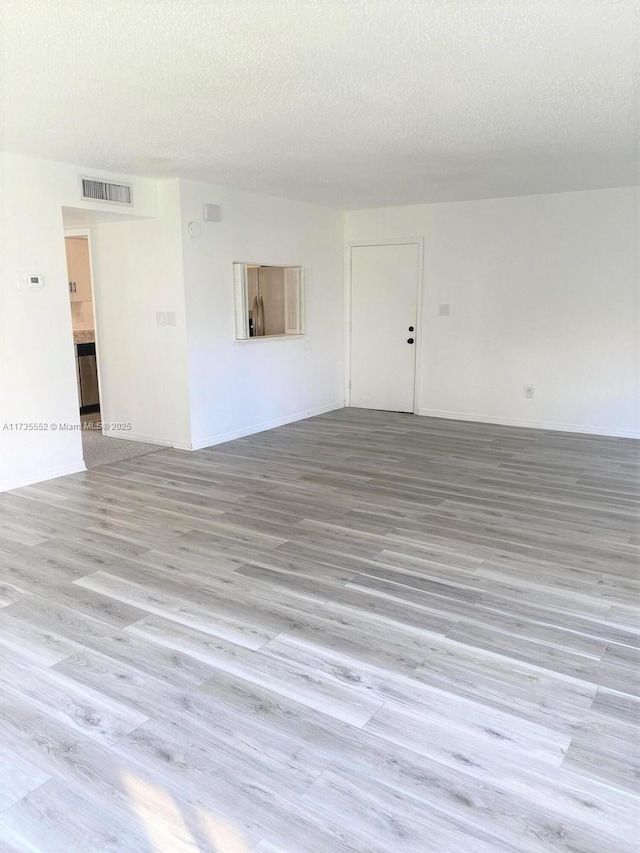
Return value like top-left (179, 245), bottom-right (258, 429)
top-left (350, 242), bottom-right (420, 412)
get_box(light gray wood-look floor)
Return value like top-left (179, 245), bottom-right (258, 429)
top-left (0, 408), bottom-right (638, 852)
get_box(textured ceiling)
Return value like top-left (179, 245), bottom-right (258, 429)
top-left (1, 0), bottom-right (638, 208)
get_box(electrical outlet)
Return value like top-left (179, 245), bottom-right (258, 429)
top-left (524, 384), bottom-right (535, 399)
top-left (438, 303), bottom-right (451, 316)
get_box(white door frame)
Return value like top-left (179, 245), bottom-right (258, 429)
top-left (345, 237), bottom-right (424, 414)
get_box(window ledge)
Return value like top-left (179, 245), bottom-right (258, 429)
top-left (235, 334), bottom-right (305, 344)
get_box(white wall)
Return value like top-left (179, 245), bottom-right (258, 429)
top-left (179, 180), bottom-right (345, 448)
top-left (346, 187), bottom-right (639, 437)
top-left (1, 155), bottom-right (345, 492)
top-left (90, 180), bottom-right (192, 449)
top-left (5, 151), bottom-right (631, 496)
top-left (0, 152), bottom-right (159, 491)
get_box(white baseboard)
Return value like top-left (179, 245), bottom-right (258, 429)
top-left (191, 402), bottom-right (345, 451)
top-left (0, 460), bottom-right (86, 493)
top-left (100, 430), bottom-right (189, 450)
top-left (418, 408), bottom-right (640, 439)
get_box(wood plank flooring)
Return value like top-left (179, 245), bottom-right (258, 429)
top-left (0, 408), bottom-right (638, 852)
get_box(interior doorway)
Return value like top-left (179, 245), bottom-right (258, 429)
top-left (348, 240), bottom-right (423, 413)
top-left (62, 216), bottom-right (164, 469)
top-left (65, 233), bottom-right (101, 419)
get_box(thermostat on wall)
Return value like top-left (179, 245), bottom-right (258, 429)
top-left (17, 273), bottom-right (44, 290)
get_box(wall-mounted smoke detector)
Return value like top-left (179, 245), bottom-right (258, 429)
top-left (80, 177), bottom-right (133, 205)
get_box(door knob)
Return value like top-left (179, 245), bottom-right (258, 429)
top-left (407, 338), bottom-right (415, 344)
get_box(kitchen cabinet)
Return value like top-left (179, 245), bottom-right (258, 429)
top-left (65, 236), bottom-right (93, 302)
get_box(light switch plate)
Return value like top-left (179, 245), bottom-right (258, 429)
top-left (156, 311), bottom-right (176, 326)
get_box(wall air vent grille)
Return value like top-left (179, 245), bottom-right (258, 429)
top-left (80, 177), bottom-right (133, 205)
